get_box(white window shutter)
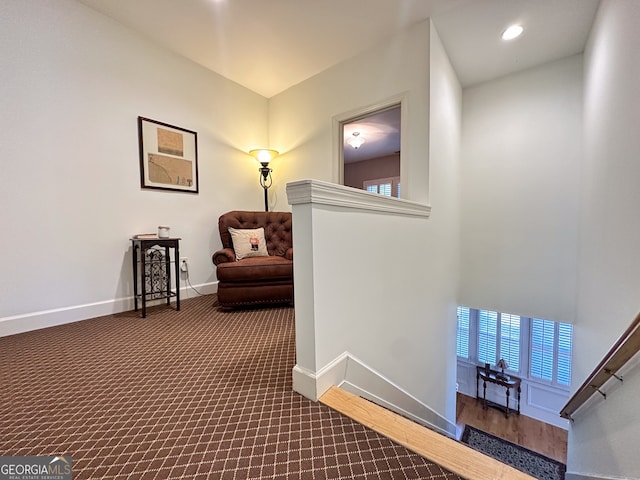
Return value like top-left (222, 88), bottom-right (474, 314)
top-left (478, 310), bottom-right (498, 365)
top-left (456, 306), bottom-right (470, 359)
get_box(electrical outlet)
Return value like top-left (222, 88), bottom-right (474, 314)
top-left (180, 257), bottom-right (188, 272)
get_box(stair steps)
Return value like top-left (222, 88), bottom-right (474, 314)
top-left (319, 386), bottom-right (536, 480)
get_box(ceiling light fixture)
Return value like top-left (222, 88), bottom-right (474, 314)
top-left (347, 132), bottom-right (365, 149)
top-left (501, 24), bottom-right (524, 41)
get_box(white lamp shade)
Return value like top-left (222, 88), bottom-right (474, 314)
top-left (249, 149), bottom-right (279, 165)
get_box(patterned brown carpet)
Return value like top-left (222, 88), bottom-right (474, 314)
top-left (0, 294), bottom-right (462, 479)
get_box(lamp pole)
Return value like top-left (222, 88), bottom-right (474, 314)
top-left (259, 162), bottom-right (272, 212)
top-left (263, 185), bottom-right (269, 211)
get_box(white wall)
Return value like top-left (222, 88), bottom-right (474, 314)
top-left (289, 191), bottom-right (436, 392)
top-left (428, 22), bottom-right (463, 423)
top-left (568, 0), bottom-right (640, 477)
top-left (0, 0), bottom-right (269, 333)
top-left (282, 20), bottom-right (462, 428)
top-left (268, 20), bottom-right (432, 207)
top-left (459, 55), bottom-right (582, 324)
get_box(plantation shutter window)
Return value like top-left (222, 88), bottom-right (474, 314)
top-left (477, 310), bottom-right (498, 365)
top-left (363, 177), bottom-right (400, 198)
top-left (557, 323), bottom-right (573, 386)
top-left (456, 306), bottom-right (470, 359)
top-left (530, 319), bottom-right (572, 386)
top-left (456, 306), bottom-right (572, 388)
top-left (500, 313), bottom-right (521, 371)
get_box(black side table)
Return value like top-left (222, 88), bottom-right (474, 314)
top-left (476, 365), bottom-right (521, 418)
top-left (131, 237), bottom-right (181, 318)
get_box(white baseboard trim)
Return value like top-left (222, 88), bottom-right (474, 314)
top-left (0, 282), bottom-right (217, 338)
top-left (292, 364), bottom-right (318, 400)
top-left (565, 473), bottom-right (632, 480)
top-left (178, 282), bottom-right (218, 302)
top-left (292, 352), bottom-right (349, 401)
top-left (293, 351), bottom-right (457, 438)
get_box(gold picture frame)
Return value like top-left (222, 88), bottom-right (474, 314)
top-left (138, 116), bottom-right (199, 193)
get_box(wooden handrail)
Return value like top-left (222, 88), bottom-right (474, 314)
top-left (560, 312), bottom-right (640, 420)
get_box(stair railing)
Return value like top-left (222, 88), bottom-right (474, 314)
top-left (560, 312), bottom-right (640, 420)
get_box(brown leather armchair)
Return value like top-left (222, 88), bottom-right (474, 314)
top-left (212, 211), bottom-right (293, 308)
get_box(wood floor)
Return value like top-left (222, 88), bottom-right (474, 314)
top-left (455, 392), bottom-right (568, 464)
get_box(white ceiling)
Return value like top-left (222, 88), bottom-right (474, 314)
top-left (343, 107), bottom-right (401, 164)
top-left (77, 0), bottom-right (600, 98)
top-left (432, 0), bottom-right (599, 87)
top-left (76, 0), bottom-right (600, 161)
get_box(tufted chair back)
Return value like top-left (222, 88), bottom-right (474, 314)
top-left (218, 211), bottom-right (292, 257)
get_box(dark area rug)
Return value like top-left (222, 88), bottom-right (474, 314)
top-left (461, 425), bottom-right (566, 480)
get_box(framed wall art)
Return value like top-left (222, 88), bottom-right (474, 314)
top-left (138, 116), bottom-right (199, 193)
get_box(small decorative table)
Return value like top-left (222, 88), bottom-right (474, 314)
top-left (131, 237), bottom-right (181, 318)
top-left (476, 365), bottom-right (521, 418)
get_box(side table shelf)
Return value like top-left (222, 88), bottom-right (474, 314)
top-left (476, 365), bottom-right (521, 418)
top-left (131, 237), bottom-right (181, 318)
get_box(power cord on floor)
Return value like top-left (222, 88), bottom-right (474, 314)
top-left (181, 262), bottom-right (206, 297)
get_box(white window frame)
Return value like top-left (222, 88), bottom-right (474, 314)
top-left (334, 95), bottom-right (407, 197)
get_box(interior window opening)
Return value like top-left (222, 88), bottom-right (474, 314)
top-left (341, 104), bottom-right (401, 197)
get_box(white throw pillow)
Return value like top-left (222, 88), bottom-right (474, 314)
top-left (228, 227), bottom-right (269, 260)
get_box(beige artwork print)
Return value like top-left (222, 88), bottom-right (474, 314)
top-left (157, 127), bottom-right (184, 156)
top-left (148, 153), bottom-right (193, 187)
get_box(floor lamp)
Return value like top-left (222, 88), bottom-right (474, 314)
top-left (249, 149), bottom-right (279, 212)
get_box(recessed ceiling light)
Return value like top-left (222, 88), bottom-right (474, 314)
top-left (502, 24), bottom-right (524, 41)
